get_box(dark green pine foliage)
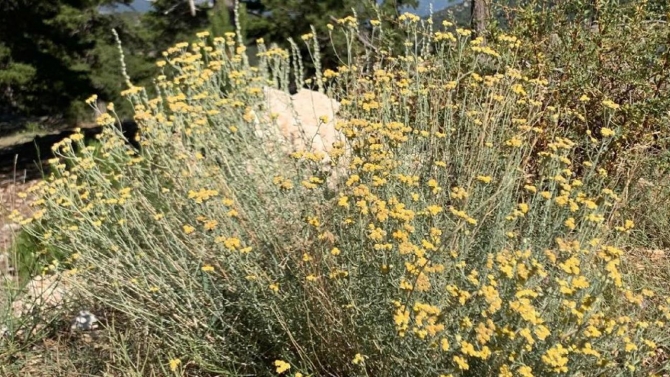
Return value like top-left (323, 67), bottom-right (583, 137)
top-left (0, 0), bottom-right (157, 130)
top-left (141, 0), bottom-right (221, 53)
top-left (243, 0), bottom-right (419, 74)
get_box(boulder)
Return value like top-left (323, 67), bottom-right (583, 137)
top-left (254, 87), bottom-right (349, 185)
top-left (11, 274), bottom-right (69, 318)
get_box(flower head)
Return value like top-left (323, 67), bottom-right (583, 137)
top-left (274, 360), bottom-right (291, 374)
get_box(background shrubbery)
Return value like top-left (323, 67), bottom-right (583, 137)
top-left (1, 1), bottom-right (670, 376)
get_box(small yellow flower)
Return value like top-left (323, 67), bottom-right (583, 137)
top-left (338, 195), bottom-right (349, 208)
top-left (505, 137), bottom-right (523, 148)
top-left (476, 175), bottom-right (492, 183)
top-left (274, 360), bottom-right (291, 374)
top-left (499, 365), bottom-right (513, 377)
top-left (201, 265), bottom-right (215, 272)
top-left (323, 69), bottom-right (338, 79)
top-left (602, 99), bottom-right (620, 110)
top-left (307, 216), bottom-right (320, 227)
top-left (600, 127), bottom-right (615, 137)
top-left (85, 94), bottom-right (98, 105)
top-left (453, 355), bottom-right (469, 370)
top-left (426, 205), bottom-right (443, 216)
top-left (450, 186), bottom-right (468, 200)
top-left (541, 344), bottom-right (569, 373)
top-left (168, 358), bottom-right (181, 372)
top-left (441, 338), bottom-right (450, 351)
top-left (518, 203), bottom-right (529, 214)
top-left (624, 219), bottom-right (634, 229)
top-left (183, 224), bottom-right (195, 234)
top-left (203, 219), bottom-right (218, 231)
top-left (517, 365), bottom-right (534, 377)
top-left (456, 28), bottom-right (472, 37)
top-left (352, 353), bottom-right (365, 365)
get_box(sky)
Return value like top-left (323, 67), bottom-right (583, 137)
top-left (116, 0), bottom-right (463, 16)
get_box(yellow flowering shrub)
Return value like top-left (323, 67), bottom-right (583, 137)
top-left (13, 11), bottom-right (667, 377)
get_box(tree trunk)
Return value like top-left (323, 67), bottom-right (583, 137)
top-left (225, 0), bottom-right (235, 26)
top-left (471, 0), bottom-right (487, 37)
top-left (188, 0), bottom-right (196, 16)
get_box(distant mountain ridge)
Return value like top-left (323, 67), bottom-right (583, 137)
top-left (431, 1), bottom-right (472, 26)
top-left (401, 0), bottom-right (465, 16)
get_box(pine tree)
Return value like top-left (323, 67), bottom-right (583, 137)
top-left (0, 0), bottom-right (150, 128)
top-left (243, 0), bottom-right (418, 74)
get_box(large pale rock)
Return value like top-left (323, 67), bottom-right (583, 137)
top-left (266, 87), bottom-right (341, 156)
top-left (11, 274), bottom-right (69, 318)
top-left (4, 273), bottom-right (99, 340)
top-left (254, 87), bottom-right (349, 183)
